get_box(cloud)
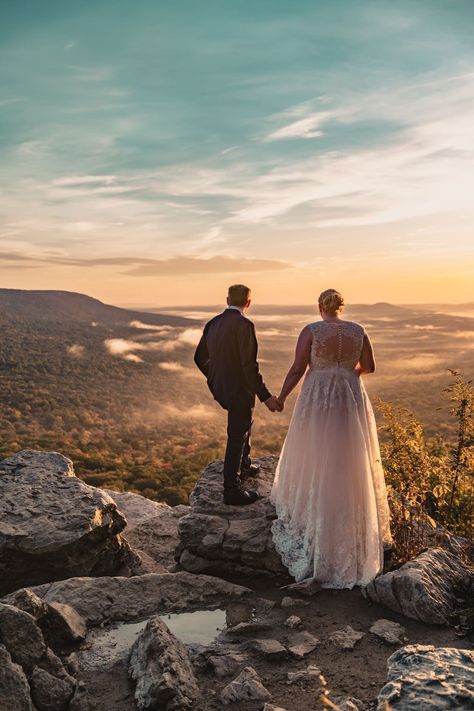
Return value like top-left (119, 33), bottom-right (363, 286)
top-left (123, 353), bottom-right (143, 363)
top-left (129, 320), bottom-right (175, 332)
top-left (122, 255), bottom-right (292, 277)
top-left (265, 111), bottom-right (335, 140)
top-left (158, 361), bottom-right (185, 371)
top-left (67, 344), bottom-right (85, 358)
top-left (177, 328), bottom-right (202, 346)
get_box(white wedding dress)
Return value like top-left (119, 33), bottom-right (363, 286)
top-left (270, 320), bottom-right (393, 589)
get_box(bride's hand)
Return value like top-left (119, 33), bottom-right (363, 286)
top-left (276, 396), bottom-right (285, 411)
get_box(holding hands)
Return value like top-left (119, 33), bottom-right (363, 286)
top-left (264, 395), bottom-right (285, 413)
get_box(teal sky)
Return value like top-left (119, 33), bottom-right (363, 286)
top-left (1, 0), bottom-right (473, 304)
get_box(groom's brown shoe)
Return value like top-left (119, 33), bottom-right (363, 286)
top-left (224, 487), bottom-right (261, 506)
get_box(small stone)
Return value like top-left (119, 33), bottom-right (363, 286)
top-left (284, 615), bottom-right (303, 629)
top-left (333, 696), bottom-right (364, 710)
top-left (263, 705), bottom-right (288, 711)
top-left (252, 639), bottom-right (287, 660)
top-left (287, 665), bottom-right (321, 684)
top-left (329, 625), bottom-right (365, 650)
top-left (68, 681), bottom-right (91, 711)
top-left (226, 621), bottom-right (272, 636)
top-left (369, 619), bottom-right (407, 645)
top-left (221, 666), bottom-right (271, 704)
top-left (287, 631), bottom-right (320, 658)
top-left (281, 597), bottom-right (309, 608)
top-left (208, 651), bottom-right (246, 679)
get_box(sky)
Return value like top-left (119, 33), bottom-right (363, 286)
top-left (1, 0), bottom-right (473, 306)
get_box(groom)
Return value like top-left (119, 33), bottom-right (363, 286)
top-left (194, 284), bottom-right (281, 506)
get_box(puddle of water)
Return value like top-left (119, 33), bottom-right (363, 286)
top-left (78, 603), bottom-right (256, 671)
top-left (160, 609), bottom-right (226, 646)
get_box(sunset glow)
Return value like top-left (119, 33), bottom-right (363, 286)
top-left (1, 1), bottom-right (473, 304)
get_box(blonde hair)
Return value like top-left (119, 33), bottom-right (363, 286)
top-left (318, 288), bottom-right (344, 315)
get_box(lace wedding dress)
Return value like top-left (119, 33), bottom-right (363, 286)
top-left (270, 320), bottom-right (393, 588)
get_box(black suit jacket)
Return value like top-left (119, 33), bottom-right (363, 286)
top-left (194, 308), bottom-right (271, 410)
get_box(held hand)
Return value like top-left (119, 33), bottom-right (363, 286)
top-left (276, 396), bottom-right (285, 411)
top-left (264, 395), bottom-right (283, 413)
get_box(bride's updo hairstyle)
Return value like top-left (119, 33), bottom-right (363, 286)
top-left (318, 288), bottom-right (345, 316)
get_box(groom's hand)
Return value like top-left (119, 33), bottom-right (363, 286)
top-left (264, 395), bottom-right (283, 412)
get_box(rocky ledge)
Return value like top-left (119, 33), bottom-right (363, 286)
top-left (175, 456), bottom-right (287, 576)
top-left (0, 451), bottom-right (138, 595)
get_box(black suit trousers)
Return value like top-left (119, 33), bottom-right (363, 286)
top-left (223, 402), bottom-right (253, 491)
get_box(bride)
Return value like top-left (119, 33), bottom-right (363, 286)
top-left (270, 289), bottom-right (393, 589)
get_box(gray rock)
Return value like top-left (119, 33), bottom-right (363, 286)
top-left (6, 588), bottom-right (48, 620)
top-left (207, 650), bottom-right (247, 679)
top-left (29, 666), bottom-right (75, 711)
top-left (284, 615), bottom-right (303, 629)
top-left (287, 665), bottom-right (321, 684)
top-left (221, 666), bottom-right (271, 704)
top-left (3, 572), bottom-right (251, 626)
top-left (362, 547), bottom-right (474, 626)
top-left (377, 644), bottom-right (474, 710)
top-left (0, 449), bottom-right (136, 594)
top-left (0, 644), bottom-right (34, 711)
top-left (41, 602), bottom-right (87, 647)
top-left (369, 619), bottom-right (407, 645)
top-left (287, 631), bottom-right (320, 658)
top-left (104, 489), bottom-right (190, 573)
top-left (329, 625), bottom-right (365, 650)
top-left (177, 457), bottom-right (287, 576)
top-left (226, 621), bottom-right (272, 636)
top-left (251, 638), bottom-right (287, 660)
top-left (68, 681), bottom-right (91, 711)
top-left (281, 596), bottom-right (309, 608)
top-left (0, 450), bottom-right (74, 477)
top-left (129, 615), bottom-right (200, 711)
top-left (0, 603), bottom-right (46, 672)
top-left (263, 705), bottom-right (288, 711)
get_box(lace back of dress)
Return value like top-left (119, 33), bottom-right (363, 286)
top-left (310, 321), bottom-right (364, 370)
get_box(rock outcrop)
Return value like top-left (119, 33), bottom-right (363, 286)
top-left (3, 571), bottom-right (252, 626)
top-left (0, 601), bottom-right (89, 711)
top-left (377, 644), bottom-right (474, 710)
top-left (129, 615), bottom-right (201, 710)
top-left (176, 457), bottom-right (286, 576)
top-left (361, 547), bottom-right (474, 626)
top-left (0, 450), bottom-right (137, 594)
top-left (104, 488), bottom-right (190, 573)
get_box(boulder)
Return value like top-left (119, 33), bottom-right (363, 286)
top-left (0, 450), bottom-right (137, 594)
top-left (362, 547), bottom-right (474, 626)
top-left (0, 644), bottom-right (34, 711)
top-left (329, 625), bottom-right (365, 650)
top-left (207, 650), bottom-right (247, 679)
top-left (0, 603), bottom-right (46, 672)
top-left (176, 457), bottom-right (287, 576)
top-left (377, 644), bottom-right (474, 710)
top-left (129, 615), bottom-right (200, 711)
top-left (104, 489), bottom-right (190, 573)
top-left (221, 666), bottom-right (271, 704)
top-left (3, 572), bottom-right (252, 626)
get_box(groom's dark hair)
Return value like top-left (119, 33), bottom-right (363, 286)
top-left (227, 284), bottom-right (251, 307)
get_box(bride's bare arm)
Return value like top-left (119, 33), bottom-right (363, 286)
top-left (277, 326), bottom-right (313, 405)
top-left (356, 333), bottom-right (376, 375)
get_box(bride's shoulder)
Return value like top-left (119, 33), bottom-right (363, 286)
top-left (343, 320), bottom-right (366, 334)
